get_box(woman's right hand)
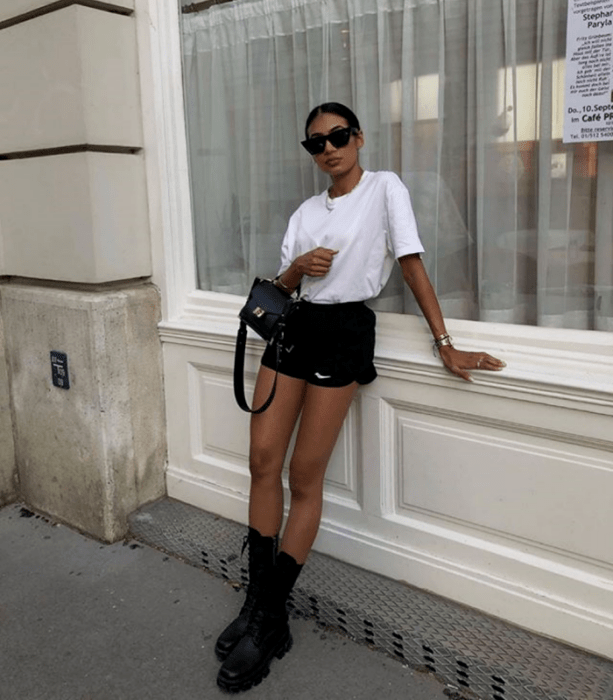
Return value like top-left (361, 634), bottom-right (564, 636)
top-left (294, 247), bottom-right (338, 277)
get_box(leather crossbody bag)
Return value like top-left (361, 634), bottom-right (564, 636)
top-left (233, 278), bottom-right (298, 413)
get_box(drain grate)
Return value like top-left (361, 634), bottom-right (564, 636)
top-left (129, 498), bottom-right (613, 700)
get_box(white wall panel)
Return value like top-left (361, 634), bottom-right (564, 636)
top-left (161, 315), bottom-right (613, 659)
top-left (396, 412), bottom-right (613, 563)
top-left (191, 365), bottom-right (251, 465)
top-left (174, 354), bottom-right (362, 515)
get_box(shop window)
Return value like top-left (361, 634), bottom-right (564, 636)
top-left (179, 0), bottom-right (612, 331)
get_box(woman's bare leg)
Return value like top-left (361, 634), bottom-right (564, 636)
top-left (248, 366), bottom-right (306, 537)
top-left (280, 381), bottom-right (359, 563)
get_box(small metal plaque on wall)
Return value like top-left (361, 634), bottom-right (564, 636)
top-left (50, 351), bottom-right (70, 390)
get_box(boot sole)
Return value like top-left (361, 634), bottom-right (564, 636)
top-left (216, 631), bottom-right (293, 694)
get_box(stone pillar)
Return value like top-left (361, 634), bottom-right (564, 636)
top-left (0, 310), bottom-right (17, 505)
top-left (1, 283), bottom-right (166, 541)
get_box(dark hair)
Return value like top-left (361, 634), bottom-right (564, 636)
top-left (304, 102), bottom-right (361, 139)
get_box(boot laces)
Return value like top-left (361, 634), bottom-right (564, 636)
top-left (245, 606), bottom-right (268, 647)
top-left (241, 583), bottom-right (260, 617)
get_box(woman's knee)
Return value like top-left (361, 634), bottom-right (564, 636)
top-left (288, 458), bottom-right (325, 502)
top-left (249, 445), bottom-right (284, 483)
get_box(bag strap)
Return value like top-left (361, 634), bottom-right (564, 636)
top-left (233, 321), bottom-right (281, 414)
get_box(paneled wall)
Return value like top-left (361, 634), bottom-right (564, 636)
top-left (161, 299), bottom-right (613, 660)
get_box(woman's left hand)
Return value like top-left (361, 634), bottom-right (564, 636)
top-left (437, 346), bottom-right (506, 382)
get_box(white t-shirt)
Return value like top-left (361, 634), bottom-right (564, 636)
top-left (278, 170), bottom-right (425, 304)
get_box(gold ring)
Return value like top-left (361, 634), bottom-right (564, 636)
top-left (477, 358), bottom-right (482, 368)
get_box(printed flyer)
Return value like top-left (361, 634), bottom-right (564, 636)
top-left (564, 0), bottom-right (613, 142)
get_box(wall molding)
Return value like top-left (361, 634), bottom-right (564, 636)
top-left (386, 398), bottom-right (613, 452)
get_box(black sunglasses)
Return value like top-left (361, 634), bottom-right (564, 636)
top-left (301, 126), bottom-right (359, 155)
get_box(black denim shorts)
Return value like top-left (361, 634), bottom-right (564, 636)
top-left (261, 300), bottom-right (377, 388)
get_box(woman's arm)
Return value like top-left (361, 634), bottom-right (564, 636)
top-left (398, 253), bottom-right (505, 382)
top-left (275, 247), bottom-right (338, 292)
top-left (275, 261), bottom-right (303, 292)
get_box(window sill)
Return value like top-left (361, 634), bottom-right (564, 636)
top-left (158, 290), bottom-right (613, 405)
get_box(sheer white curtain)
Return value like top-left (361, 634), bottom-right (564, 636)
top-left (181, 0), bottom-right (612, 331)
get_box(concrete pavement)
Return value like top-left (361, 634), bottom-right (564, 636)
top-left (0, 502), bottom-right (452, 700)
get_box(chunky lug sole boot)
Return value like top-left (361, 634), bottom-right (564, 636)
top-left (214, 527), bottom-right (277, 662)
top-left (216, 551), bottom-right (303, 693)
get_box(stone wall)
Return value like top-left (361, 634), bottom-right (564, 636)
top-left (1, 282), bottom-right (165, 541)
top-left (0, 1), bottom-right (167, 539)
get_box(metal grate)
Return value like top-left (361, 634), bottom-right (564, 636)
top-left (129, 498), bottom-right (613, 700)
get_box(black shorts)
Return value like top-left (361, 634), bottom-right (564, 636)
top-left (261, 300), bottom-right (377, 388)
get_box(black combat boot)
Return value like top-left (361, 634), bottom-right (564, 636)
top-left (214, 527), bottom-right (278, 662)
top-left (216, 551), bottom-right (303, 693)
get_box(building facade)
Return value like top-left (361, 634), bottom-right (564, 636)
top-left (0, 0), bottom-right (611, 660)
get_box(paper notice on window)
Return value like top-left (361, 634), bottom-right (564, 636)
top-left (564, 0), bottom-right (613, 142)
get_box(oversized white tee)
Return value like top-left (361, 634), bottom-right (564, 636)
top-left (278, 170), bottom-right (424, 304)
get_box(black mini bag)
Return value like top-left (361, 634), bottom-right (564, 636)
top-left (234, 278), bottom-right (298, 413)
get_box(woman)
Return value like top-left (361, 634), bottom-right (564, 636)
top-left (215, 103), bottom-right (505, 693)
